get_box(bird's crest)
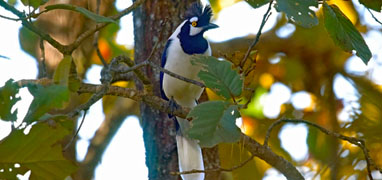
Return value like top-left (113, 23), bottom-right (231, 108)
top-left (185, 2), bottom-right (213, 26)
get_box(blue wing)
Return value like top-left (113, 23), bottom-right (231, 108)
top-left (160, 39), bottom-right (172, 101)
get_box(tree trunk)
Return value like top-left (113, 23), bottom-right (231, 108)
top-left (132, 1), bottom-right (217, 179)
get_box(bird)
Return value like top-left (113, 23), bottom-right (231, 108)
top-left (160, 2), bottom-right (218, 180)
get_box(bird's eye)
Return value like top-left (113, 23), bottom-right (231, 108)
top-left (191, 21), bottom-right (197, 27)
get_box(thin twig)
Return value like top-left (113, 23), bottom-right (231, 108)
top-left (264, 118), bottom-right (381, 180)
top-left (0, 0), bottom-right (145, 55)
top-left (241, 0), bottom-right (273, 109)
top-left (63, 109), bottom-right (88, 151)
top-left (240, 0), bottom-right (273, 67)
top-left (39, 39), bottom-right (47, 77)
top-left (148, 61), bottom-right (205, 88)
top-left (171, 153), bottom-right (255, 176)
top-left (0, 14), bottom-right (18, 21)
top-left (0, 0), bottom-right (66, 53)
top-left (67, 0), bottom-right (145, 54)
top-left (0, 54), bottom-right (10, 59)
top-left (367, 8), bottom-right (382, 26)
top-left (92, 0), bottom-right (108, 67)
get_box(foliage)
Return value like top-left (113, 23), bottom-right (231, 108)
top-left (191, 55), bottom-right (243, 99)
top-left (0, 79), bottom-right (20, 122)
top-left (323, 3), bottom-right (372, 64)
top-left (20, 0), bottom-right (47, 9)
top-left (275, 0), bottom-right (319, 28)
top-left (23, 84), bottom-right (70, 124)
top-left (359, 0), bottom-right (382, 12)
top-left (0, 123), bottom-right (77, 180)
top-left (187, 101), bottom-right (241, 147)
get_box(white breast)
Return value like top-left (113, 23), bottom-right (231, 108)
top-left (162, 27), bottom-right (211, 108)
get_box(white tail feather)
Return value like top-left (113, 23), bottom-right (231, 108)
top-left (176, 134), bottom-right (205, 180)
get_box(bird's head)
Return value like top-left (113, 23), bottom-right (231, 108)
top-left (183, 2), bottom-right (218, 37)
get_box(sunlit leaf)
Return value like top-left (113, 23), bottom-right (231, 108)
top-left (0, 79), bottom-right (20, 122)
top-left (45, 4), bottom-right (116, 23)
top-left (20, 0), bottom-right (48, 8)
top-left (0, 123), bottom-right (77, 179)
top-left (359, 0), bottom-right (382, 12)
top-left (187, 101), bottom-right (241, 147)
top-left (275, 0), bottom-right (319, 28)
top-left (192, 55), bottom-right (243, 99)
top-left (246, 0), bottom-right (269, 9)
top-left (323, 3), bottom-right (372, 64)
top-left (23, 84), bottom-right (70, 124)
top-left (53, 55), bottom-right (72, 86)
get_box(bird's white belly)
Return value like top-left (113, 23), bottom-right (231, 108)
top-left (163, 55), bottom-right (203, 108)
top-left (162, 38), bottom-right (209, 108)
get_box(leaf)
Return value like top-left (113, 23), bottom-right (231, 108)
top-left (323, 3), bottom-right (372, 64)
top-left (359, 0), bottom-right (382, 12)
top-left (187, 101), bottom-right (241, 147)
top-left (246, 0), bottom-right (269, 9)
top-left (0, 123), bottom-right (77, 180)
top-left (45, 4), bottom-right (116, 23)
top-left (191, 55), bottom-right (243, 99)
top-left (275, 0), bottom-right (319, 28)
top-left (0, 79), bottom-right (20, 122)
top-left (53, 55), bottom-right (72, 86)
top-left (20, 0), bottom-right (48, 8)
top-left (23, 84), bottom-right (70, 124)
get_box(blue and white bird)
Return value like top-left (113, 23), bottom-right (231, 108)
top-left (160, 2), bottom-right (218, 180)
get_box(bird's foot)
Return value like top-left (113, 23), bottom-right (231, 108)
top-left (168, 96), bottom-right (180, 116)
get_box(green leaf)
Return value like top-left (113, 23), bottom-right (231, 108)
top-left (0, 123), bottom-right (77, 180)
top-left (6, 0), bottom-right (17, 6)
top-left (23, 84), bottom-right (70, 124)
top-left (20, 0), bottom-right (48, 8)
top-left (323, 3), bottom-right (372, 64)
top-left (192, 55), bottom-right (243, 99)
top-left (359, 0), bottom-right (382, 12)
top-left (187, 101), bottom-right (241, 147)
top-left (0, 79), bottom-right (20, 122)
top-left (45, 4), bottom-right (116, 23)
top-left (275, 0), bottom-right (319, 28)
top-left (246, 0), bottom-right (269, 9)
top-left (53, 55), bottom-right (72, 86)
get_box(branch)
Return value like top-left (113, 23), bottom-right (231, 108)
top-left (66, 0), bottom-right (145, 54)
top-left (264, 118), bottom-right (382, 180)
top-left (241, 0), bottom-right (273, 67)
top-left (148, 61), bottom-right (205, 88)
top-left (367, 8), bottom-right (382, 26)
top-left (0, 0), bottom-right (145, 55)
top-left (15, 78), bottom-right (305, 179)
top-left (76, 98), bottom-right (138, 180)
top-left (171, 154), bottom-right (255, 175)
top-left (0, 0), bottom-right (66, 52)
top-left (241, 0), bottom-right (273, 109)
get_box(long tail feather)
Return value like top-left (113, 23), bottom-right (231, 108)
top-left (176, 134), bottom-right (204, 180)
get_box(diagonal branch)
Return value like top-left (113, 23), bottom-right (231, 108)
top-left (265, 118), bottom-right (382, 180)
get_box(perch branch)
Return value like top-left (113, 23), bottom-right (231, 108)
top-left (16, 78), bottom-right (306, 179)
top-left (171, 154), bottom-right (256, 175)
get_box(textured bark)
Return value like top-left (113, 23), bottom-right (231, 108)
top-left (133, 0), bottom-right (219, 179)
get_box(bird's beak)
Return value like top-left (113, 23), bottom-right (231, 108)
top-left (203, 23), bottom-right (219, 31)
